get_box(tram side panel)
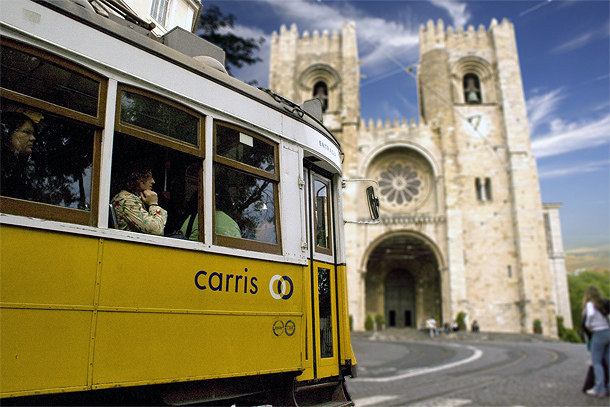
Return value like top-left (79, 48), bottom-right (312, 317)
top-left (0, 226), bottom-right (305, 397)
top-left (0, 226), bottom-right (98, 395)
top-left (94, 240), bottom-right (304, 387)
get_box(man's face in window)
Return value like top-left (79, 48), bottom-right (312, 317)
top-left (11, 120), bottom-right (36, 156)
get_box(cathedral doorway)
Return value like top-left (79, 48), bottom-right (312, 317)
top-left (385, 269), bottom-right (416, 327)
top-left (365, 233), bottom-right (442, 330)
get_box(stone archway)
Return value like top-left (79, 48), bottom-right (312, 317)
top-left (365, 234), bottom-right (442, 329)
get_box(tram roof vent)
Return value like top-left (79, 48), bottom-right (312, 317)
top-left (161, 27), bottom-right (226, 69)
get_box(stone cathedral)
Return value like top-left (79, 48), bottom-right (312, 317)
top-left (269, 18), bottom-right (571, 335)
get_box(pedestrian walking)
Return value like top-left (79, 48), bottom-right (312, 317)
top-left (581, 285), bottom-right (609, 397)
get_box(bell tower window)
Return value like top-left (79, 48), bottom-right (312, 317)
top-left (463, 73), bottom-right (482, 104)
top-left (313, 81), bottom-right (329, 112)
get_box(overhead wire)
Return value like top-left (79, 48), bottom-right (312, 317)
top-left (350, 21), bottom-right (511, 230)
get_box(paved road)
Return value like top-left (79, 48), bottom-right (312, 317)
top-left (346, 331), bottom-right (608, 407)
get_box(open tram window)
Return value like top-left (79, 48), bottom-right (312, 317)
top-left (111, 85), bottom-right (204, 239)
top-left (213, 122), bottom-right (281, 254)
top-left (0, 39), bottom-right (105, 226)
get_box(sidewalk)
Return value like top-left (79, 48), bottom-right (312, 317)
top-left (351, 328), bottom-right (560, 343)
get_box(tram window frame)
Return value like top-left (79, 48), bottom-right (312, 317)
top-left (312, 174), bottom-right (333, 256)
top-left (213, 121), bottom-right (282, 255)
top-left (0, 38), bottom-right (106, 226)
top-left (112, 85), bottom-right (205, 239)
top-left (115, 85), bottom-right (204, 158)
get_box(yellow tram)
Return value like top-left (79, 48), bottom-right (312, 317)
top-left (0, 1), bottom-right (378, 405)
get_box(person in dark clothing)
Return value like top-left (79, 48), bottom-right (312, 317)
top-left (1, 111), bottom-right (37, 200)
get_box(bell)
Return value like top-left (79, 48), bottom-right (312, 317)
top-left (466, 91), bottom-right (480, 103)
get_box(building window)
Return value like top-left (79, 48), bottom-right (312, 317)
top-left (313, 81), bottom-right (329, 112)
top-left (379, 163), bottom-right (422, 205)
top-left (463, 73), bottom-right (482, 104)
top-left (475, 177), bottom-right (492, 202)
top-left (150, 0), bottom-right (170, 27)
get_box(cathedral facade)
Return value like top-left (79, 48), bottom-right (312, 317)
top-left (269, 19), bottom-right (571, 335)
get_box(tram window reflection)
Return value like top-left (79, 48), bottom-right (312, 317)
top-left (314, 178), bottom-right (331, 254)
top-left (214, 165), bottom-right (277, 244)
top-left (213, 122), bottom-right (281, 254)
top-left (1, 101), bottom-right (94, 210)
top-left (215, 124), bottom-right (275, 172)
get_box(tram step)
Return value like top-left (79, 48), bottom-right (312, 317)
top-left (294, 380), bottom-right (354, 407)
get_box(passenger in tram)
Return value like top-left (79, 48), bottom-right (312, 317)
top-left (180, 192), bottom-right (199, 240)
top-left (111, 163), bottom-right (168, 236)
top-left (214, 185), bottom-right (241, 238)
top-left (1, 111), bottom-right (38, 200)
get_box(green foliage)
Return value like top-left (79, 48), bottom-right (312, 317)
top-left (456, 311), bottom-right (466, 324)
top-left (533, 319), bottom-right (542, 334)
top-left (365, 314), bottom-right (374, 331)
top-left (557, 316), bottom-right (581, 343)
top-left (568, 270), bottom-right (610, 339)
top-left (197, 5), bottom-right (265, 79)
top-left (455, 311), bottom-right (467, 330)
top-left (375, 314), bottom-right (385, 325)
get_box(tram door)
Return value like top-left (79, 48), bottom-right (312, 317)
top-left (305, 167), bottom-right (339, 379)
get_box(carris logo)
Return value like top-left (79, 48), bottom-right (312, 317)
top-left (269, 275), bottom-right (293, 300)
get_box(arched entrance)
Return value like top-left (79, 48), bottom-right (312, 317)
top-left (385, 269), bottom-right (416, 327)
top-left (365, 234), bottom-right (442, 329)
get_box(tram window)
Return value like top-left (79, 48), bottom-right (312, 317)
top-left (1, 100), bottom-right (95, 209)
top-left (1, 40), bottom-right (105, 226)
top-left (1, 44), bottom-right (100, 117)
top-left (112, 86), bottom-right (204, 238)
top-left (215, 124), bottom-right (276, 172)
top-left (314, 177), bottom-right (332, 255)
top-left (213, 122), bottom-right (281, 254)
top-left (318, 267), bottom-right (334, 358)
top-left (110, 134), bottom-right (202, 238)
top-left (118, 89), bottom-right (199, 146)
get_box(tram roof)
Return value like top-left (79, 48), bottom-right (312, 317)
top-left (29, 0), bottom-right (342, 161)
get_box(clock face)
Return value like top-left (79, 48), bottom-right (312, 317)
top-left (371, 151), bottom-right (433, 213)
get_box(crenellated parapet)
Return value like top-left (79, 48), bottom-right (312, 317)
top-left (271, 23), bottom-right (343, 55)
top-left (419, 18), bottom-right (512, 55)
top-left (359, 117), bottom-right (419, 131)
top-left (357, 118), bottom-right (438, 149)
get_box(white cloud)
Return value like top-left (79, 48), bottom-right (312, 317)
top-left (532, 114), bottom-right (610, 158)
top-left (228, 0), bottom-right (421, 85)
top-left (526, 88), bottom-right (610, 159)
top-left (551, 22), bottom-right (610, 54)
top-left (428, 0), bottom-right (470, 27)
top-left (526, 88), bottom-right (564, 134)
top-left (538, 159), bottom-right (610, 179)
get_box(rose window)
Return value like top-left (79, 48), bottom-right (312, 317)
top-left (379, 164), bottom-right (422, 205)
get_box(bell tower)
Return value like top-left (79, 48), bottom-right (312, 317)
top-left (418, 18), bottom-right (557, 334)
top-left (269, 22), bottom-right (360, 151)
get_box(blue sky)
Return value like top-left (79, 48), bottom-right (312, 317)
top-left (204, 0), bottom-right (610, 271)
